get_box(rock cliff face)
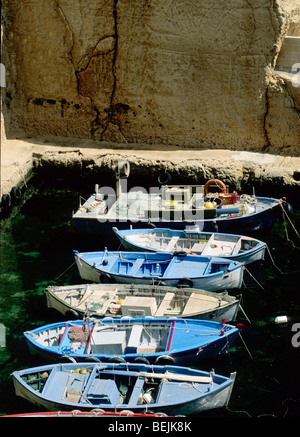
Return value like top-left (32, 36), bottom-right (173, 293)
top-left (1, 0), bottom-right (300, 155)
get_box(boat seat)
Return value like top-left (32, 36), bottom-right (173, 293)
top-left (43, 368), bottom-right (88, 402)
top-left (128, 377), bottom-right (145, 405)
top-left (155, 292), bottom-right (175, 317)
top-left (164, 236), bottom-right (179, 252)
top-left (129, 259), bottom-right (144, 276)
top-left (231, 238), bottom-right (243, 255)
top-left (86, 379), bottom-right (120, 405)
top-left (191, 242), bottom-right (206, 252)
top-left (125, 325), bottom-right (143, 353)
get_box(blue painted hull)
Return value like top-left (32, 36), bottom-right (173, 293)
top-left (113, 227), bottom-right (266, 265)
top-left (72, 196), bottom-right (283, 237)
top-left (24, 318), bottom-right (241, 366)
top-left (74, 250), bottom-right (244, 291)
top-left (12, 362), bottom-right (237, 415)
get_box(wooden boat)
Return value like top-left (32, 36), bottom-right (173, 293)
top-left (12, 362), bottom-right (237, 415)
top-left (24, 317), bottom-right (242, 366)
top-left (74, 250), bottom-right (244, 292)
top-left (72, 162), bottom-right (289, 236)
top-left (46, 283), bottom-right (241, 322)
top-left (113, 227), bottom-right (266, 265)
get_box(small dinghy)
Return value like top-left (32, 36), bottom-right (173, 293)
top-left (24, 317), bottom-right (242, 366)
top-left (113, 227), bottom-right (266, 265)
top-left (46, 283), bottom-right (241, 322)
top-left (74, 250), bottom-right (244, 292)
top-left (12, 362), bottom-right (237, 415)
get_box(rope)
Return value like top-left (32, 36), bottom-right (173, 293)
top-left (56, 261), bottom-right (76, 280)
top-left (266, 244), bottom-right (284, 274)
top-left (280, 201), bottom-right (300, 249)
top-left (238, 332), bottom-right (254, 360)
top-left (244, 266), bottom-right (264, 290)
top-left (238, 303), bottom-right (252, 325)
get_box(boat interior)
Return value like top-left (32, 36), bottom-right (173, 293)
top-left (22, 364), bottom-right (213, 406)
top-left (126, 231), bottom-right (260, 256)
top-left (49, 285), bottom-right (232, 318)
top-left (31, 321), bottom-right (171, 356)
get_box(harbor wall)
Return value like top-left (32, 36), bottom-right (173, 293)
top-left (1, 0), bottom-right (299, 156)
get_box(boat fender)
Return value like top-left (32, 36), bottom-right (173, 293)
top-left (65, 309), bottom-right (80, 320)
top-left (177, 278), bottom-right (193, 288)
top-left (108, 356), bottom-right (126, 363)
top-left (90, 409), bottom-right (105, 413)
top-left (281, 198), bottom-right (293, 217)
top-left (120, 410), bottom-right (134, 415)
top-left (10, 186), bottom-right (22, 203)
top-left (1, 193), bottom-right (11, 210)
top-left (204, 179), bottom-right (227, 195)
top-left (143, 392), bottom-right (154, 404)
top-left (153, 280), bottom-right (167, 286)
top-left (85, 357), bottom-right (102, 363)
top-left (59, 356), bottom-right (77, 364)
top-left (99, 272), bottom-right (113, 284)
top-left (117, 160), bottom-right (130, 178)
top-left (158, 169), bottom-right (172, 185)
top-left (173, 251), bottom-right (187, 257)
top-left (133, 357), bottom-right (150, 365)
top-left (154, 355), bottom-right (175, 365)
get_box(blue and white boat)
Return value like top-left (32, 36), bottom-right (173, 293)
top-left (74, 250), bottom-right (244, 291)
top-left (12, 362), bottom-right (237, 415)
top-left (24, 317), bottom-right (242, 366)
top-left (113, 227), bottom-right (266, 265)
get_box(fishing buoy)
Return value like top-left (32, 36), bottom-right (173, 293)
top-left (275, 315), bottom-right (288, 325)
top-left (117, 299), bottom-right (124, 305)
top-left (204, 201), bottom-right (215, 209)
top-left (275, 315), bottom-right (299, 324)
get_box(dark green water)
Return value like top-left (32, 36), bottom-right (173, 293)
top-left (0, 179), bottom-right (300, 417)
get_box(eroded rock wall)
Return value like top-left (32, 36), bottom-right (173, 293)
top-left (1, 0), bottom-right (300, 154)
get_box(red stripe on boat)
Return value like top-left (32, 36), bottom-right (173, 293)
top-left (166, 321), bottom-right (175, 351)
top-left (85, 321), bottom-right (98, 353)
top-left (58, 323), bottom-right (69, 347)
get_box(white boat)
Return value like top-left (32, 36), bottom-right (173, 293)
top-left (113, 227), bottom-right (266, 265)
top-left (46, 283), bottom-right (241, 322)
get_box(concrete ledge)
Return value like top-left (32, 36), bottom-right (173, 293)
top-left (1, 137), bottom-right (300, 208)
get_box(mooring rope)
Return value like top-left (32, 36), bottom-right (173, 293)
top-left (244, 266), bottom-right (264, 290)
top-left (266, 244), bottom-right (284, 274)
top-left (55, 261), bottom-right (76, 280)
top-left (280, 201), bottom-right (300, 250)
